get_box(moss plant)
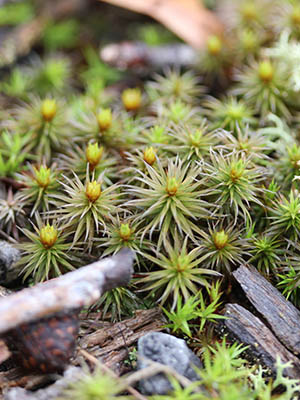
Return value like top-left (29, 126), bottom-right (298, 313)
top-left (18, 214), bottom-right (79, 283)
top-left (138, 235), bottom-right (220, 309)
top-left (51, 170), bottom-right (121, 250)
top-left (146, 69), bottom-right (205, 104)
top-left (58, 142), bottom-right (117, 186)
top-left (204, 96), bottom-right (257, 134)
top-left (233, 59), bottom-right (292, 119)
top-left (197, 223), bottom-right (250, 273)
top-left (202, 151), bottom-right (266, 225)
top-left (126, 157), bottom-right (213, 248)
top-left (12, 96), bottom-right (70, 162)
top-left (16, 163), bottom-right (60, 216)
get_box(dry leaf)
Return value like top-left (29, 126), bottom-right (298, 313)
top-left (99, 0), bottom-right (223, 49)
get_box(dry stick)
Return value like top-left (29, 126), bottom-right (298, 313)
top-left (0, 248), bottom-right (134, 335)
top-left (80, 349), bottom-right (147, 400)
top-left (124, 357), bottom-right (198, 391)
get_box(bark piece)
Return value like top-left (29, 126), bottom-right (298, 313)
top-left (233, 265), bottom-right (300, 355)
top-left (223, 303), bottom-right (300, 379)
top-left (80, 308), bottom-right (162, 349)
top-left (0, 248), bottom-right (134, 335)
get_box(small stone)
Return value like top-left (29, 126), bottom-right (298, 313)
top-left (137, 332), bottom-right (202, 395)
top-left (0, 241), bottom-right (21, 285)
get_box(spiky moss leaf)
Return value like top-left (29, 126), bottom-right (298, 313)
top-left (138, 235), bottom-right (220, 310)
top-left (232, 59), bottom-right (292, 120)
top-left (57, 143), bottom-right (118, 187)
top-left (151, 99), bottom-right (203, 127)
top-left (50, 171), bottom-right (121, 250)
top-left (15, 163), bottom-right (60, 216)
top-left (9, 96), bottom-right (70, 163)
top-left (268, 190), bottom-right (300, 241)
top-left (17, 214), bottom-right (80, 283)
top-left (216, 128), bottom-right (270, 164)
top-left (202, 151), bottom-right (266, 225)
top-left (204, 96), bottom-right (257, 134)
top-left (93, 287), bottom-right (140, 322)
top-left (59, 367), bottom-right (126, 400)
top-left (126, 157), bottom-right (214, 248)
top-left (166, 120), bottom-right (218, 163)
top-left (96, 216), bottom-right (151, 268)
top-left (248, 234), bottom-right (284, 275)
top-left (0, 189), bottom-right (26, 238)
top-left (146, 68), bottom-right (205, 105)
top-left (197, 223), bottom-right (250, 274)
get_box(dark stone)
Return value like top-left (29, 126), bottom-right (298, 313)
top-left (0, 241), bottom-right (21, 285)
top-left (137, 332), bottom-right (202, 395)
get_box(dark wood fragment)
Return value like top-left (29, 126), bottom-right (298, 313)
top-left (222, 303), bottom-right (300, 379)
top-left (233, 264), bottom-right (300, 355)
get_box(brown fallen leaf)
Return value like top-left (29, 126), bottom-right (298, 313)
top-left (99, 0), bottom-right (223, 49)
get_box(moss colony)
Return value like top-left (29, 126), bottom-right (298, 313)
top-left (3, 0), bottom-right (300, 398)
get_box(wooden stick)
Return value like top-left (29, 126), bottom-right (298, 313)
top-left (0, 248), bottom-right (134, 335)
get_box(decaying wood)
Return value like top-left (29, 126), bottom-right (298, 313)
top-left (78, 308), bottom-right (164, 371)
top-left (80, 308), bottom-right (163, 348)
top-left (0, 249), bottom-right (134, 335)
top-left (222, 303), bottom-right (300, 379)
top-left (233, 265), bottom-right (300, 355)
top-left (99, 0), bottom-right (223, 49)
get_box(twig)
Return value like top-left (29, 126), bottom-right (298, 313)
top-left (0, 248), bottom-right (134, 335)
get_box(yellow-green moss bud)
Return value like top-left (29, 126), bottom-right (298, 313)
top-left (40, 224), bottom-right (58, 249)
top-left (86, 181), bottom-right (101, 202)
top-left (41, 99), bottom-right (57, 122)
top-left (258, 60), bottom-right (274, 83)
top-left (207, 35), bottom-right (222, 56)
top-left (86, 143), bottom-right (103, 169)
top-left (34, 166), bottom-right (51, 188)
top-left (213, 230), bottom-right (228, 250)
top-left (97, 108), bottom-right (112, 131)
top-left (122, 88), bottom-right (142, 111)
top-left (143, 147), bottom-right (156, 166)
top-left (190, 130), bottom-right (203, 147)
top-left (241, 2), bottom-right (258, 22)
top-left (166, 177), bottom-right (178, 196)
top-left (230, 160), bottom-right (245, 182)
top-left (291, 6), bottom-right (300, 26)
top-left (119, 223), bottom-right (131, 241)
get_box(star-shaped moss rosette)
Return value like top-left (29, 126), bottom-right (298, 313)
top-left (16, 163), bottom-right (60, 216)
top-left (137, 234), bottom-right (220, 310)
top-left (166, 120), bottom-right (217, 163)
top-left (202, 151), bottom-right (267, 225)
top-left (126, 156), bottom-right (214, 248)
top-left (233, 59), bottom-right (292, 120)
top-left (51, 170), bottom-right (121, 250)
top-left (197, 223), bottom-right (250, 274)
top-left (57, 141), bottom-right (118, 187)
top-left (146, 68), bottom-right (205, 105)
top-left (9, 97), bottom-right (70, 163)
top-left (17, 214), bottom-right (80, 283)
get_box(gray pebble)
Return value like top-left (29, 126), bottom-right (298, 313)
top-left (137, 332), bottom-right (202, 395)
top-left (0, 240), bottom-right (21, 285)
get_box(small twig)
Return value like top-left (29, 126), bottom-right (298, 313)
top-left (124, 356), bottom-right (199, 391)
top-left (79, 349), bottom-right (147, 400)
top-left (0, 249), bottom-right (134, 335)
